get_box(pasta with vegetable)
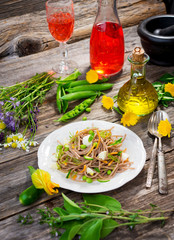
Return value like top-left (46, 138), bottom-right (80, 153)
top-left (55, 128), bottom-right (132, 183)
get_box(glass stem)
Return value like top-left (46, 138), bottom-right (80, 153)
top-left (60, 42), bottom-right (68, 64)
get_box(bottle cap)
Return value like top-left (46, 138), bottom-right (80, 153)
top-left (132, 47), bottom-right (144, 62)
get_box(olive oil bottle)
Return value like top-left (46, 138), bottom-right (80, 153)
top-left (117, 47), bottom-right (158, 116)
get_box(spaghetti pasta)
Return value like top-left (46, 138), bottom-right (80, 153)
top-left (56, 128), bottom-right (132, 182)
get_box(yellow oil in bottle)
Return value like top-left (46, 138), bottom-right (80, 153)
top-left (117, 47), bottom-right (158, 116)
top-left (117, 76), bottom-right (158, 116)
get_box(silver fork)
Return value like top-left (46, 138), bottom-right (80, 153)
top-left (157, 111), bottom-right (169, 195)
top-left (147, 110), bottom-right (169, 194)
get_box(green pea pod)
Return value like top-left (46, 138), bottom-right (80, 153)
top-left (55, 96), bottom-right (96, 122)
top-left (66, 83), bottom-right (114, 93)
top-left (60, 91), bottom-right (98, 101)
top-left (61, 87), bottom-right (69, 113)
top-left (61, 69), bottom-right (81, 82)
top-left (56, 85), bottom-right (62, 113)
top-left (68, 80), bottom-right (89, 88)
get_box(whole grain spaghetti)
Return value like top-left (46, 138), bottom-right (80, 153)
top-left (56, 128), bottom-right (132, 182)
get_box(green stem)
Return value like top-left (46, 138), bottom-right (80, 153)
top-left (15, 87), bottom-right (50, 117)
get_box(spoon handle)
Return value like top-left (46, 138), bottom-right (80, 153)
top-left (158, 137), bottom-right (168, 195)
top-left (146, 137), bottom-right (157, 188)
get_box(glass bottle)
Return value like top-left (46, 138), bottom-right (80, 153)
top-left (90, 0), bottom-right (124, 78)
top-left (117, 47), bottom-right (158, 116)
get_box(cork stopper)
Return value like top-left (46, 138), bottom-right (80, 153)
top-left (132, 47), bottom-right (144, 62)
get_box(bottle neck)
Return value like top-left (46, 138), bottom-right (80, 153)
top-left (131, 63), bottom-right (146, 81)
top-left (128, 51), bottom-right (149, 83)
top-left (97, 0), bottom-right (116, 7)
top-left (96, 0), bottom-right (119, 24)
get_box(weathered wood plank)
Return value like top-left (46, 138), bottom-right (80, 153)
top-left (1, 25), bottom-right (173, 86)
top-left (0, 0), bottom-right (165, 59)
top-left (0, 25), bottom-right (174, 165)
top-left (0, 150), bottom-right (173, 239)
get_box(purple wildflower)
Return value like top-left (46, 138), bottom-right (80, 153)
top-left (2, 114), bottom-right (20, 132)
top-left (0, 101), bottom-right (4, 106)
top-left (6, 111), bottom-right (14, 117)
top-left (16, 101), bottom-right (20, 107)
top-left (10, 97), bottom-right (16, 101)
top-left (7, 98), bottom-right (21, 109)
top-left (0, 112), bottom-right (4, 120)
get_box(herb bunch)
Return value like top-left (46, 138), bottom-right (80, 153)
top-left (0, 73), bottom-right (54, 144)
top-left (152, 72), bottom-right (174, 107)
top-left (18, 193), bottom-right (173, 240)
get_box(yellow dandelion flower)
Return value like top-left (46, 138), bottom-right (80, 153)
top-left (13, 136), bottom-right (18, 141)
top-left (11, 142), bottom-right (17, 148)
top-left (31, 169), bottom-right (60, 195)
top-left (19, 138), bottom-right (24, 142)
top-left (0, 121), bottom-right (6, 130)
top-left (7, 137), bottom-right (12, 143)
top-left (121, 112), bottom-right (138, 127)
top-left (86, 69), bottom-right (98, 84)
top-left (158, 118), bottom-right (171, 138)
top-left (165, 83), bottom-right (174, 97)
top-left (101, 95), bottom-right (114, 110)
top-left (21, 144), bottom-right (26, 151)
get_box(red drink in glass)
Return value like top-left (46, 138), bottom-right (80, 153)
top-left (47, 12), bottom-right (74, 42)
top-left (90, 22), bottom-right (124, 77)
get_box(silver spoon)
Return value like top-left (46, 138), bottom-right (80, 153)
top-left (146, 113), bottom-right (158, 188)
top-left (147, 110), bottom-right (169, 194)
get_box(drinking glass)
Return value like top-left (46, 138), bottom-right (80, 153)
top-left (46, 0), bottom-right (77, 75)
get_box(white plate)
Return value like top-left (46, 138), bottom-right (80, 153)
top-left (38, 120), bottom-right (146, 193)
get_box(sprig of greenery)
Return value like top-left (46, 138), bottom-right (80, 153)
top-left (17, 193), bottom-right (173, 239)
top-left (0, 73), bottom-right (55, 143)
top-left (17, 213), bottom-right (34, 225)
top-left (152, 73), bottom-right (174, 107)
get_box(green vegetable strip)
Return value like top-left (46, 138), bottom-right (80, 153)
top-left (109, 138), bottom-right (122, 146)
top-left (60, 91), bottom-right (99, 101)
top-left (61, 87), bottom-right (69, 113)
top-left (56, 85), bottom-right (62, 113)
top-left (66, 83), bottom-right (113, 93)
top-left (60, 69), bottom-right (81, 82)
top-left (68, 80), bottom-right (90, 88)
top-left (66, 169), bottom-right (72, 178)
top-left (55, 96), bottom-right (96, 122)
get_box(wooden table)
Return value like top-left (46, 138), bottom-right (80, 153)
top-left (0, 1), bottom-right (174, 239)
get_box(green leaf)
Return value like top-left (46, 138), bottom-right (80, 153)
top-left (162, 92), bottom-right (174, 101)
top-left (78, 219), bottom-right (97, 235)
top-left (61, 69), bottom-right (81, 82)
top-left (100, 219), bottom-right (118, 238)
top-left (160, 73), bottom-right (174, 82)
top-left (59, 224), bottom-right (82, 240)
top-left (80, 219), bottom-right (103, 240)
top-left (83, 194), bottom-right (121, 212)
top-left (152, 81), bottom-right (162, 87)
top-left (161, 100), bottom-right (168, 108)
top-left (28, 166), bottom-right (36, 176)
top-left (62, 193), bottom-right (83, 214)
top-left (62, 220), bottom-right (84, 230)
top-left (53, 207), bottom-right (68, 216)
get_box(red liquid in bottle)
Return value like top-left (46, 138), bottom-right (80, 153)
top-left (47, 12), bottom-right (74, 42)
top-left (90, 22), bottom-right (124, 77)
